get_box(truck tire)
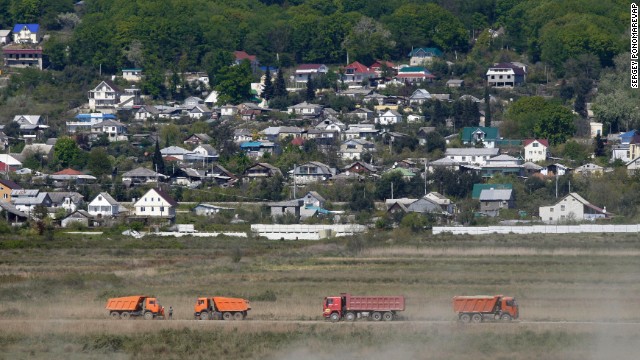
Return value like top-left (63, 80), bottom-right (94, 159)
top-left (371, 312), bottom-right (382, 321)
top-left (329, 312), bottom-right (340, 322)
top-left (345, 312), bottom-right (356, 322)
top-left (233, 312), bottom-right (244, 320)
top-left (110, 312), bottom-right (120, 319)
top-left (222, 312), bottom-right (233, 320)
top-left (383, 312), bottom-right (393, 321)
top-left (460, 313), bottom-right (471, 323)
top-left (500, 313), bottom-right (512, 321)
top-left (200, 312), bottom-right (209, 320)
top-left (144, 312), bottom-right (154, 320)
top-left (471, 314), bottom-right (483, 323)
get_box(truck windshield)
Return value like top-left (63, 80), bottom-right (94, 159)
top-left (506, 299), bottom-right (515, 307)
top-left (326, 298), bottom-right (333, 306)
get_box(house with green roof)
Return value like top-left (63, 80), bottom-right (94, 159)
top-left (408, 47), bottom-right (443, 66)
top-left (472, 183), bottom-right (512, 199)
top-left (461, 126), bottom-right (500, 148)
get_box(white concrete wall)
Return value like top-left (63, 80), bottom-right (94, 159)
top-left (251, 224), bottom-right (367, 240)
top-left (433, 224), bottom-right (640, 235)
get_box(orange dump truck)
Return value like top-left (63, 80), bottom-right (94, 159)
top-left (194, 297), bottom-right (251, 320)
top-left (453, 295), bottom-right (519, 323)
top-left (106, 296), bottom-right (165, 320)
top-left (323, 293), bottom-right (405, 322)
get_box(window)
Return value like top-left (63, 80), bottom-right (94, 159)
top-left (160, 207), bottom-right (164, 212)
top-left (141, 207), bottom-right (145, 212)
top-left (550, 208), bottom-right (554, 212)
top-left (561, 205), bottom-right (565, 211)
top-left (533, 143), bottom-right (539, 147)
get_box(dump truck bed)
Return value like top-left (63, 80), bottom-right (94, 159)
top-left (345, 295), bottom-right (405, 311)
top-left (212, 297), bottom-right (251, 312)
top-left (105, 296), bottom-right (145, 311)
top-left (453, 295), bottom-right (499, 313)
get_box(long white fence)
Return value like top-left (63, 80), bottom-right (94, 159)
top-left (433, 224), bottom-right (640, 235)
top-left (251, 224), bottom-right (367, 240)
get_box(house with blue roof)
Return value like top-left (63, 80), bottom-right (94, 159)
top-left (66, 113), bottom-right (117, 133)
top-left (12, 24), bottom-right (39, 44)
top-left (240, 140), bottom-right (276, 158)
top-left (408, 47), bottom-right (443, 66)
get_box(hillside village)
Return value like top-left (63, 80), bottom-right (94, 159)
top-left (0, 2), bottom-right (635, 235)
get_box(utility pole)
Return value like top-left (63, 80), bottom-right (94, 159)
top-left (293, 163), bottom-right (297, 199)
top-left (391, 181), bottom-right (394, 200)
top-left (555, 175), bottom-right (558, 198)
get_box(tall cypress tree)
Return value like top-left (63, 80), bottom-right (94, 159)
top-left (262, 66), bottom-right (273, 100)
top-left (153, 140), bottom-right (166, 175)
top-left (274, 68), bottom-right (287, 97)
top-left (306, 78), bottom-right (315, 101)
top-left (484, 87), bottom-right (492, 127)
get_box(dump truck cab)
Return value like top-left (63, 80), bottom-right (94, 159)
top-left (143, 297), bottom-right (164, 318)
top-left (500, 296), bottom-right (519, 319)
top-left (323, 296), bottom-right (343, 319)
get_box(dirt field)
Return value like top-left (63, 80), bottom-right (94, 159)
top-left (0, 232), bottom-right (639, 359)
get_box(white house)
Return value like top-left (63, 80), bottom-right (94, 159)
top-left (523, 139), bottom-right (549, 163)
top-left (122, 68), bottom-right (143, 82)
top-left (294, 64), bottom-right (329, 83)
top-left (160, 146), bottom-right (192, 161)
top-left (91, 120), bottom-right (128, 142)
top-left (339, 139), bottom-right (376, 160)
top-left (287, 102), bottom-right (323, 117)
top-left (12, 24), bottom-right (39, 44)
top-left (133, 188), bottom-right (177, 218)
top-left (444, 148), bottom-right (499, 166)
top-left (88, 81), bottom-right (121, 113)
top-left (88, 192), bottom-right (120, 217)
top-left (375, 110), bottom-right (403, 125)
top-left (0, 30), bottom-right (11, 45)
top-left (486, 62), bottom-right (526, 87)
top-left (134, 105), bottom-right (160, 121)
top-left (539, 192), bottom-right (611, 224)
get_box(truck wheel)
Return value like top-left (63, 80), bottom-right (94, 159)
top-left (460, 313), bottom-right (471, 323)
top-left (233, 312), bottom-right (244, 320)
top-left (144, 312), bottom-right (154, 320)
top-left (200, 312), bottom-right (209, 320)
top-left (329, 313), bottom-right (340, 322)
top-left (110, 312), bottom-right (120, 320)
top-left (345, 312), bottom-right (356, 322)
top-left (500, 313), bottom-right (512, 321)
top-left (471, 314), bottom-right (483, 323)
top-left (371, 312), bottom-right (382, 321)
top-left (121, 312), bottom-right (130, 320)
top-left (222, 312), bottom-right (233, 320)
top-left (383, 312), bottom-right (393, 321)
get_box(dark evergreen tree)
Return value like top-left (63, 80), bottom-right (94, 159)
top-left (153, 140), bottom-right (166, 175)
top-left (306, 78), bottom-right (315, 101)
top-left (274, 68), bottom-right (287, 97)
top-left (594, 133), bottom-right (605, 157)
top-left (262, 66), bottom-right (273, 100)
top-left (484, 87), bottom-right (491, 127)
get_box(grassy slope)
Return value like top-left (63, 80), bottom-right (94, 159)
top-left (0, 232), bottom-right (639, 358)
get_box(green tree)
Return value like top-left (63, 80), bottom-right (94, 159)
top-left (262, 67), bottom-right (274, 101)
top-left (484, 87), bottom-right (491, 127)
top-left (152, 140), bottom-right (165, 175)
top-left (342, 16), bottom-right (395, 64)
top-left (53, 137), bottom-right (85, 169)
top-left (533, 103), bottom-right (576, 145)
top-left (273, 68), bottom-right (287, 98)
top-left (87, 147), bottom-right (113, 177)
top-left (593, 53), bottom-right (640, 133)
top-left (215, 60), bottom-right (253, 105)
top-left (305, 78), bottom-right (315, 101)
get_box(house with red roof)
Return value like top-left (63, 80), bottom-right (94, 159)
top-left (234, 51), bottom-right (259, 72)
top-left (341, 61), bottom-right (376, 84)
top-left (370, 60), bottom-right (396, 77)
top-left (523, 139), bottom-right (549, 163)
top-left (295, 64), bottom-right (328, 83)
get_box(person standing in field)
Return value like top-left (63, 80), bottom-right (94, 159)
top-left (169, 306), bottom-right (173, 319)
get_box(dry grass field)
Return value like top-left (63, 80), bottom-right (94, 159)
top-left (0, 231), bottom-right (639, 359)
